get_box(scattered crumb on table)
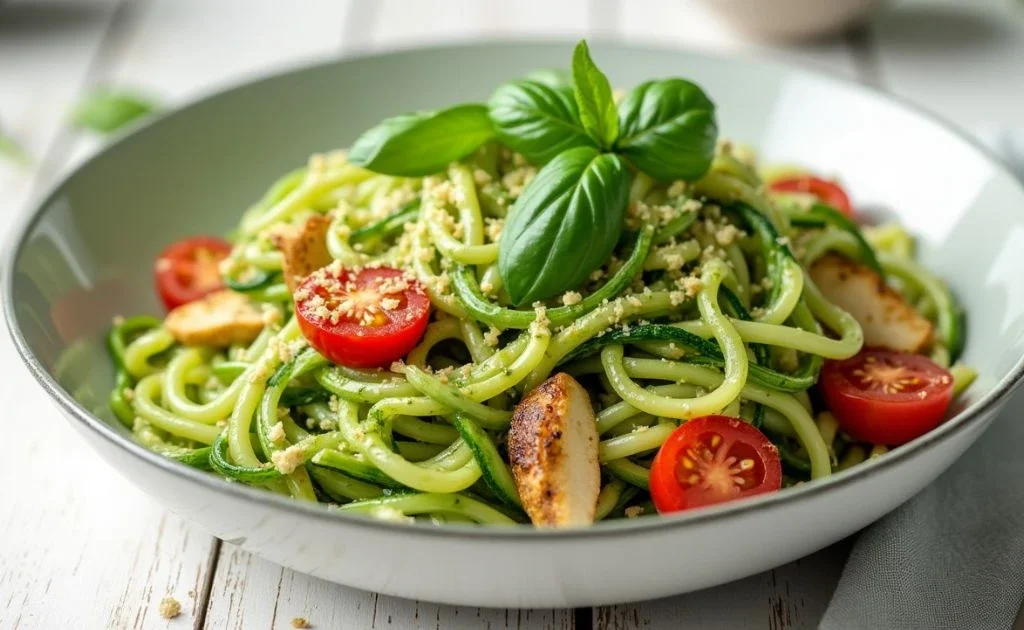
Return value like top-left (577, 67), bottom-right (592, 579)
top-left (158, 596), bottom-right (181, 619)
top-left (291, 617), bottom-right (311, 628)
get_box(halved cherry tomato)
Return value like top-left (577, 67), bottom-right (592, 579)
top-left (154, 236), bottom-right (232, 310)
top-left (769, 175), bottom-right (856, 218)
top-left (650, 415), bottom-right (782, 514)
top-left (820, 349), bottom-right (954, 446)
top-left (294, 264), bottom-right (430, 368)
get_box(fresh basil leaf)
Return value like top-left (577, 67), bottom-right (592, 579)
top-left (523, 68), bottom-right (571, 89)
top-left (615, 79), bottom-right (718, 182)
top-left (349, 104), bottom-right (494, 177)
top-left (571, 40), bottom-right (619, 149)
top-left (0, 130), bottom-right (31, 167)
top-left (71, 90), bottom-right (158, 134)
top-left (488, 80), bottom-right (595, 165)
top-left (499, 146), bottom-right (629, 306)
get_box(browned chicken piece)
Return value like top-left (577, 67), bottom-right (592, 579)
top-left (164, 289), bottom-right (264, 347)
top-left (508, 373), bottom-right (601, 528)
top-left (270, 214), bottom-right (333, 292)
top-left (810, 253), bottom-right (933, 353)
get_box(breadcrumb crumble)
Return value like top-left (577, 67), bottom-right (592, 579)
top-left (158, 596), bottom-right (181, 619)
top-left (269, 421), bottom-right (286, 445)
top-left (271, 445), bottom-right (305, 474)
top-left (483, 326), bottom-right (501, 347)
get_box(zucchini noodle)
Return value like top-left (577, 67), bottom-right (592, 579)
top-left (107, 132), bottom-right (969, 526)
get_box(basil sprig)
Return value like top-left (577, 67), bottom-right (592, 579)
top-left (0, 127), bottom-right (30, 167)
top-left (349, 104), bottom-right (494, 177)
top-left (490, 43), bottom-right (718, 302)
top-left (345, 39), bottom-right (719, 304)
top-left (70, 89), bottom-right (158, 134)
top-left (498, 146), bottom-right (629, 306)
top-left (614, 79), bottom-right (718, 181)
top-left (491, 42), bottom-right (718, 303)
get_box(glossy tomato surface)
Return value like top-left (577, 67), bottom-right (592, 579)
top-left (154, 236), bottom-right (232, 310)
top-left (295, 265), bottom-right (430, 368)
top-left (650, 415), bottom-right (782, 514)
top-left (820, 349), bottom-right (954, 445)
top-left (770, 175), bottom-right (856, 218)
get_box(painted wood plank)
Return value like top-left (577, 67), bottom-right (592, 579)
top-left (0, 1), bottom-right (357, 629)
top-left (204, 544), bottom-right (576, 630)
top-left (611, 0), bottom-right (860, 78)
top-left (101, 0), bottom-right (357, 101)
top-left (356, 0), bottom-right (858, 84)
top-left (0, 4), bottom-right (215, 629)
top-left (0, 0), bottom-right (120, 236)
top-left (362, 0), bottom-right (592, 50)
top-left (0, 336), bottom-right (216, 629)
top-left (594, 541), bottom-right (852, 629)
top-left (872, 0), bottom-right (1024, 129)
top-left (60, 0), bottom-right (360, 176)
top-left (0, 421), bottom-right (216, 630)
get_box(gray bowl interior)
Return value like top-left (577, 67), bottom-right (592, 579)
top-left (6, 40), bottom-right (1024, 505)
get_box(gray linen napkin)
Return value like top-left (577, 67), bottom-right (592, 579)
top-left (820, 129), bottom-right (1024, 630)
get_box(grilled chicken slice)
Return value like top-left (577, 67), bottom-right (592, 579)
top-left (508, 373), bottom-right (601, 528)
top-left (164, 289), bottom-right (264, 347)
top-left (270, 214), bottom-right (333, 292)
top-left (810, 253), bottom-right (932, 353)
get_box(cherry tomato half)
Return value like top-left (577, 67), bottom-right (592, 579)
top-left (154, 236), bottom-right (232, 310)
top-left (650, 415), bottom-right (782, 514)
top-left (295, 264), bottom-right (430, 368)
top-left (769, 175), bottom-right (856, 218)
top-left (820, 349), bottom-right (954, 446)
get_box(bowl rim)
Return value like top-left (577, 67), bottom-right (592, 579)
top-left (4, 37), bottom-right (1024, 540)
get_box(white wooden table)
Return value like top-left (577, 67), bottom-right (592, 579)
top-left (2, 1), bottom-right (1022, 628)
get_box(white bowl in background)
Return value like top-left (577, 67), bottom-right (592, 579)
top-left (702, 0), bottom-right (883, 41)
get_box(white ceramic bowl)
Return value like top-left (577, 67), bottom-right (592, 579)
top-left (5, 41), bottom-right (1024, 608)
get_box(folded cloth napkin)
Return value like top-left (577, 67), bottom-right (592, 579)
top-left (820, 128), bottom-right (1024, 630)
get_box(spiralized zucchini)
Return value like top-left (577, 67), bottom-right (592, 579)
top-left (107, 139), bottom-right (968, 526)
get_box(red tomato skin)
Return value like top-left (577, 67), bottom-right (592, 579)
top-left (820, 350), bottom-right (954, 446)
top-left (649, 415), bottom-right (782, 515)
top-left (770, 176), bottom-right (855, 218)
top-left (295, 266), bottom-right (430, 369)
top-left (154, 236), bottom-right (232, 310)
